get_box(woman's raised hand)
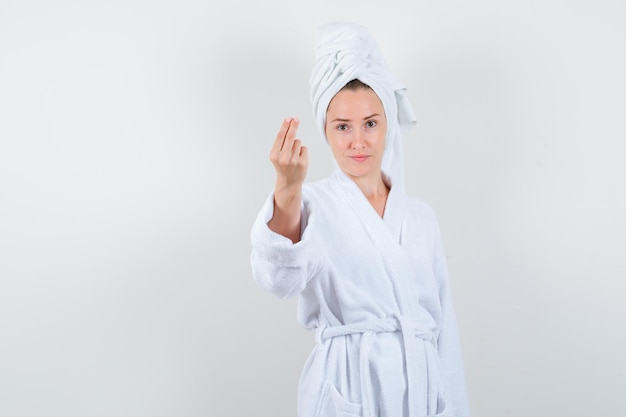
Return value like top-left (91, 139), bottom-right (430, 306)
top-left (270, 117), bottom-right (308, 189)
top-left (267, 117), bottom-right (308, 243)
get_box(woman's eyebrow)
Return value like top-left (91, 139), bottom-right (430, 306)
top-left (330, 113), bottom-right (381, 123)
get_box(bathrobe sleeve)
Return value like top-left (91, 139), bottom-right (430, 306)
top-left (432, 217), bottom-right (471, 417)
top-left (250, 191), bottom-right (319, 300)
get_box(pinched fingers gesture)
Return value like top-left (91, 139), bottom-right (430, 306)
top-left (269, 117), bottom-right (309, 188)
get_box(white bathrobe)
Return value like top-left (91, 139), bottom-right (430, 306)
top-left (250, 169), bottom-right (470, 417)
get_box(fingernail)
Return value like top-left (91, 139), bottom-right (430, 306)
top-left (294, 116), bottom-right (300, 123)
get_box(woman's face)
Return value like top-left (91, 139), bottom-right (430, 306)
top-left (325, 88), bottom-right (387, 183)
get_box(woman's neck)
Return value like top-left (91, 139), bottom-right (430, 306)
top-left (351, 173), bottom-right (390, 217)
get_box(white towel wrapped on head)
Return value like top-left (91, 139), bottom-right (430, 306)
top-left (309, 21), bottom-right (417, 191)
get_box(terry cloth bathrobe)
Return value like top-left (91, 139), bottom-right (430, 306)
top-left (250, 22), bottom-right (470, 417)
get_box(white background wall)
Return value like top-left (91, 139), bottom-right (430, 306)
top-left (1, 1), bottom-right (624, 416)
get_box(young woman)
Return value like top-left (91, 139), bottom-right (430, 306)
top-left (251, 22), bottom-right (470, 417)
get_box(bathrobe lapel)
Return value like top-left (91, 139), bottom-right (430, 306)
top-left (331, 169), bottom-right (417, 317)
top-left (331, 169), bottom-right (403, 245)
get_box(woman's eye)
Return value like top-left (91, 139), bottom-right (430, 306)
top-left (337, 124), bottom-right (348, 131)
top-left (366, 120), bottom-right (377, 128)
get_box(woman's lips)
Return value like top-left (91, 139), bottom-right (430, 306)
top-left (349, 155), bottom-right (369, 162)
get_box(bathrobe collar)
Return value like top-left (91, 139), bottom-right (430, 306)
top-left (330, 168), bottom-right (406, 245)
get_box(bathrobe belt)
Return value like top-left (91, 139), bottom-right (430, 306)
top-left (316, 315), bottom-right (437, 417)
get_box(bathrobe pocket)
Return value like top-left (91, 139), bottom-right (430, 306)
top-left (426, 345), bottom-right (456, 417)
top-left (428, 391), bottom-right (455, 417)
top-left (314, 381), bottom-right (362, 417)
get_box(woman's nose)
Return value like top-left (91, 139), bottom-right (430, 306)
top-left (351, 131), bottom-right (365, 149)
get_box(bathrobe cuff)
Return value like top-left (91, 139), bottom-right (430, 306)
top-left (250, 191), bottom-right (316, 299)
top-left (251, 191), bottom-right (311, 265)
